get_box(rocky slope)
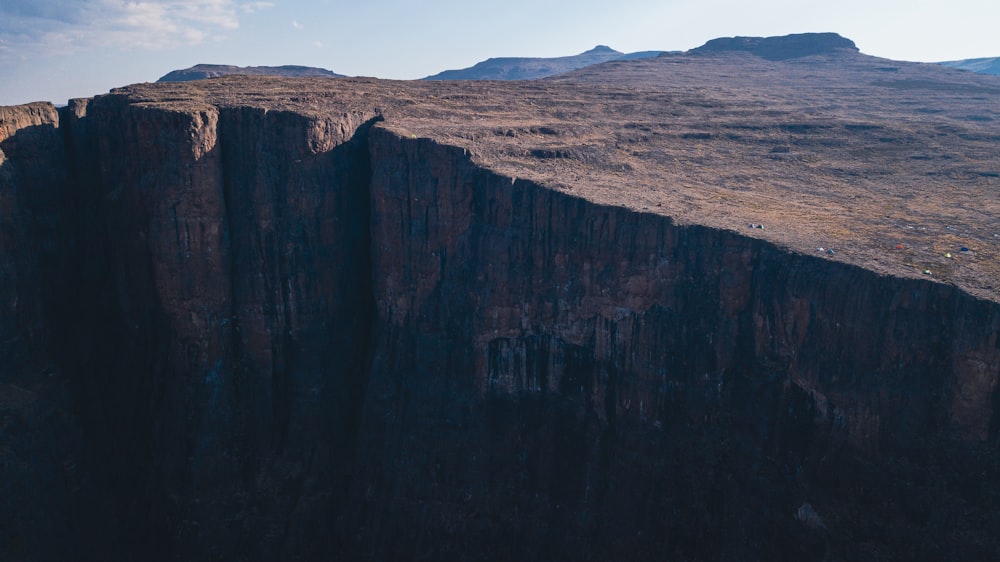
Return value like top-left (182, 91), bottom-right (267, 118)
top-left (1, 33), bottom-right (999, 561)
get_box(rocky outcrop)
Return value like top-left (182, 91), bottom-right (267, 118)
top-left (158, 64), bottom-right (344, 82)
top-left (691, 32), bottom-right (860, 60)
top-left (1, 69), bottom-right (998, 561)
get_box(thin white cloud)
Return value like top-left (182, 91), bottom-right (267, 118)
top-left (0, 0), bottom-right (273, 57)
top-left (292, 20), bottom-right (303, 29)
top-left (241, 1), bottom-right (274, 13)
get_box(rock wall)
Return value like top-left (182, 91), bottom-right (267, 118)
top-left (0, 100), bottom-right (998, 561)
top-left (37, 98), bottom-right (376, 560)
top-left (0, 103), bottom-right (117, 561)
top-left (353, 127), bottom-right (1000, 560)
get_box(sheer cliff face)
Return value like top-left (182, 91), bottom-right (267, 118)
top-left (0, 104), bottom-right (71, 381)
top-left (0, 104), bottom-right (112, 561)
top-left (357, 128), bottom-right (1000, 560)
top-left (56, 98), bottom-right (377, 559)
top-left (1, 77), bottom-right (999, 561)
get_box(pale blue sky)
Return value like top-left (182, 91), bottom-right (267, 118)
top-left (1, 0), bottom-right (998, 105)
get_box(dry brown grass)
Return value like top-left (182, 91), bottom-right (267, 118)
top-left (108, 51), bottom-right (1000, 301)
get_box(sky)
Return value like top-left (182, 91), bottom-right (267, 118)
top-left (1, 0), bottom-right (998, 106)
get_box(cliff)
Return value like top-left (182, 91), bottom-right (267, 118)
top-left (1, 41), bottom-right (999, 560)
top-left (0, 103), bottom-right (118, 560)
top-left (58, 96), bottom-right (378, 560)
top-left (355, 128), bottom-right (999, 559)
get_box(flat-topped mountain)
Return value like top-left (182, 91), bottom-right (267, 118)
top-left (2, 34), bottom-right (999, 561)
top-left (939, 56), bottom-right (1000, 76)
top-left (158, 63), bottom-right (344, 82)
top-left (690, 31), bottom-right (859, 60)
top-left (423, 44), bottom-right (665, 80)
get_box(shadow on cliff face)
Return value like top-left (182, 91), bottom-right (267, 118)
top-left (345, 128), bottom-right (1000, 561)
top-left (55, 100), bottom-right (381, 561)
top-left (1, 116), bottom-right (118, 560)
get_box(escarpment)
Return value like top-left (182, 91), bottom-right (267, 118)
top-left (54, 97), bottom-right (379, 560)
top-left (353, 128), bottom-right (1000, 560)
top-left (2, 48), bottom-right (1000, 561)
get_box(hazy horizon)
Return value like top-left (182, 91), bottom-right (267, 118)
top-left (2, 0), bottom-right (999, 106)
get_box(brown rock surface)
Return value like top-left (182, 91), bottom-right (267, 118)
top-left (1, 35), bottom-right (999, 560)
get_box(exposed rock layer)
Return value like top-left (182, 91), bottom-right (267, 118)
top-left (1, 44), bottom-right (999, 560)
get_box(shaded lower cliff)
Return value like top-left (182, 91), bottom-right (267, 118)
top-left (1, 99), bottom-right (998, 561)
top-left (350, 129), bottom-right (1000, 560)
top-left (59, 98), bottom-right (378, 561)
top-left (0, 103), bottom-right (117, 560)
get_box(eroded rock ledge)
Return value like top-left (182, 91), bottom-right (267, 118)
top-left (1, 67), bottom-right (999, 561)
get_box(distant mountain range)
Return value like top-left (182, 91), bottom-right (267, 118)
top-left (422, 45), bottom-right (667, 80)
top-left (158, 64), bottom-right (343, 82)
top-left (938, 57), bottom-right (1000, 76)
top-left (156, 43), bottom-right (1000, 85)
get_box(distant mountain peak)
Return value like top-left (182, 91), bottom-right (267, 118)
top-left (691, 32), bottom-right (859, 61)
top-left (938, 56), bottom-right (1000, 77)
top-left (423, 46), bottom-right (660, 81)
top-left (158, 64), bottom-right (344, 82)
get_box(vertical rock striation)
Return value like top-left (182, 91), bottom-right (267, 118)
top-left (54, 98), bottom-right (378, 560)
top-left (0, 103), bottom-right (116, 561)
top-left (353, 127), bottom-right (1000, 560)
top-left (1, 95), bottom-right (998, 560)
